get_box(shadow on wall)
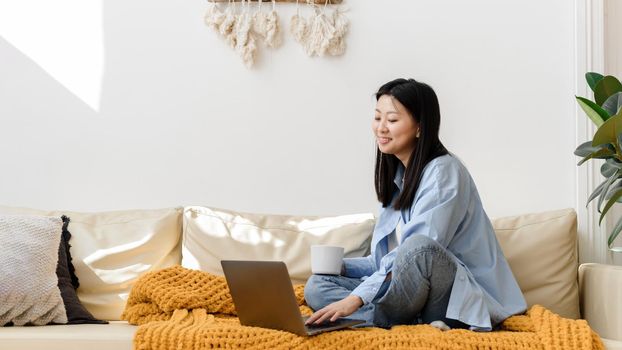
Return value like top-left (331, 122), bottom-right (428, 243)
top-left (0, 0), bottom-right (105, 112)
top-left (0, 0), bottom-right (209, 116)
top-left (0, 36), bottom-right (99, 119)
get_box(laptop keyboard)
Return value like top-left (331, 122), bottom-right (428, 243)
top-left (303, 317), bottom-right (355, 329)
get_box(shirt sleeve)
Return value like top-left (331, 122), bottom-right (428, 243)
top-left (350, 159), bottom-right (470, 304)
top-left (349, 250), bottom-right (396, 304)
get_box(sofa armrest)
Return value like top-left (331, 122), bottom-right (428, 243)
top-left (578, 263), bottom-right (622, 342)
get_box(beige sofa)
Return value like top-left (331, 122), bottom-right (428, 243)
top-left (0, 205), bottom-right (620, 350)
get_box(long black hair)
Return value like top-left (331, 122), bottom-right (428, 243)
top-left (374, 78), bottom-right (449, 210)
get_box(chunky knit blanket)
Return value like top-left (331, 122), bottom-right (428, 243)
top-left (122, 266), bottom-right (604, 350)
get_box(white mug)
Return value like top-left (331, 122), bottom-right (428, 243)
top-left (310, 245), bottom-right (344, 275)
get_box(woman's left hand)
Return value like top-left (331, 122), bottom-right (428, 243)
top-left (305, 295), bottom-right (364, 325)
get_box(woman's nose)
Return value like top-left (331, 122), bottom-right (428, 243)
top-left (376, 121), bottom-right (388, 133)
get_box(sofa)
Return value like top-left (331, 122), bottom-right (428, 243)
top-left (0, 205), bottom-right (620, 350)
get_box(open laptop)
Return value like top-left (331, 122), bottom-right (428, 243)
top-left (221, 260), bottom-right (365, 336)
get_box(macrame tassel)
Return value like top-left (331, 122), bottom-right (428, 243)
top-left (327, 7), bottom-right (348, 56)
top-left (264, 1), bottom-right (282, 48)
top-left (290, 0), bottom-right (308, 46)
top-left (219, 3), bottom-right (238, 48)
top-left (204, 4), bottom-right (225, 32)
top-left (304, 6), bottom-right (336, 57)
top-left (234, 2), bottom-right (257, 68)
top-left (252, 2), bottom-right (269, 39)
top-left (290, 13), bottom-right (308, 44)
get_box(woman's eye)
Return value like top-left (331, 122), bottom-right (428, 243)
top-left (388, 120), bottom-right (397, 123)
top-left (374, 117), bottom-right (380, 121)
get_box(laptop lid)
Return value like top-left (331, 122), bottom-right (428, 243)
top-left (221, 260), bottom-right (308, 336)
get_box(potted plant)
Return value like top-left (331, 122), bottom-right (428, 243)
top-left (575, 72), bottom-right (622, 252)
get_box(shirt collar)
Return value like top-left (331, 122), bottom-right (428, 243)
top-left (394, 164), bottom-right (405, 191)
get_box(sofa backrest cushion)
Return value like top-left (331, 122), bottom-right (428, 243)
top-left (492, 208), bottom-right (579, 319)
top-left (182, 206), bottom-right (374, 284)
top-left (0, 205), bottom-right (183, 321)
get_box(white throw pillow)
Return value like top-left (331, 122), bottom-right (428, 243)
top-left (0, 215), bottom-right (67, 326)
top-left (182, 206), bottom-right (374, 284)
top-left (0, 206), bottom-right (183, 320)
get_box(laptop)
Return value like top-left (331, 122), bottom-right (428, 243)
top-left (221, 260), bottom-right (365, 336)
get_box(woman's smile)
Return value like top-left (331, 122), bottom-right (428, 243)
top-left (377, 137), bottom-right (391, 145)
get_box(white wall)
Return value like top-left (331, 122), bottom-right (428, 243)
top-left (606, 0), bottom-right (622, 77)
top-left (0, 0), bottom-right (576, 219)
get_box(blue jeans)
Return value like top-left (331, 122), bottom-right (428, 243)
top-left (304, 235), bottom-right (465, 328)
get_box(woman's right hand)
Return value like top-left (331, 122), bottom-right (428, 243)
top-left (305, 295), bottom-right (363, 325)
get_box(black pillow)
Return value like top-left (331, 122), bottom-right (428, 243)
top-left (57, 216), bottom-right (107, 324)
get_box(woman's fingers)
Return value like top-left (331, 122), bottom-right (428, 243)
top-left (314, 309), bottom-right (336, 324)
top-left (306, 296), bottom-right (362, 325)
top-left (306, 307), bottom-right (337, 325)
top-left (330, 310), bottom-right (345, 322)
top-left (305, 311), bottom-right (322, 324)
top-left (306, 307), bottom-right (329, 325)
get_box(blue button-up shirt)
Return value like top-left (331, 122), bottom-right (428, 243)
top-left (343, 154), bottom-right (526, 330)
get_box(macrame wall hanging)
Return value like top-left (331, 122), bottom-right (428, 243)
top-left (205, 0), bottom-right (349, 68)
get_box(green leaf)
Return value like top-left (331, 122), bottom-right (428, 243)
top-left (598, 171), bottom-right (619, 213)
top-left (601, 159), bottom-right (622, 177)
top-left (599, 186), bottom-right (622, 224)
top-left (588, 179), bottom-right (608, 205)
top-left (577, 147), bottom-right (615, 165)
top-left (593, 112), bottom-right (622, 146)
top-left (586, 72), bottom-right (605, 92)
top-left (608, 216), bottom-right (622, 247)
top-left (576, 97), bottom-right (609, 127)
top-left (602, 92), bottom-right (622, 116)
top-left (594, 76), bottom-right (622, 106)
top-left (575, 141), bottom-right (600, 157)
top-left (605, 180), bottom-right (622, 200)
top-left (574, 141), bottom-right (615, 157)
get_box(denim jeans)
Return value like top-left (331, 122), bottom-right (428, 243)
top-left (304, 235), bottom-right (465, 328)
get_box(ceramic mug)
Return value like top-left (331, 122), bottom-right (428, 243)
top-left (310, 245), bottom-right (344, 275)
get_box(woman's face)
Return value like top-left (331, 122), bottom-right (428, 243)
top-left (372, 94), bottom-right (420, 166)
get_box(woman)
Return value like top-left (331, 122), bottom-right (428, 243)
top-left (304, 78), bottom-right (526, 331)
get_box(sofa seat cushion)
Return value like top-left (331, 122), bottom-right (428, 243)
top-left (0, 321), bottom-right (135, 350)
top-left (603, 338), bottom-right (622, 350)
top-left (492, 208), bottom-right (579, 320)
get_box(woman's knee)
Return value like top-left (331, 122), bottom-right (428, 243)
top-left (304, 274), bottom-right (332, 310)
top-left (396, 235), bottom-right (440, 263)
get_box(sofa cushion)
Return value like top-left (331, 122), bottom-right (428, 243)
top-left (0, 215), bottom-right (67, 326)
top-left (0, 321), bottom-right (135, 350)
top-left (0, 206), bottom-right (183, 321)
top-left (182, 206), bottom-right (374, 284)
top-left (579, 263), bottom-right (622, 342)
top-left (492, 208), bottom-right (579, 319)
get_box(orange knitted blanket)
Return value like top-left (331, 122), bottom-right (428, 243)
top-left (121, 266), bottom-right (604, 350)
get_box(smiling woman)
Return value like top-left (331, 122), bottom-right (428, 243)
top-left (373, 95), bottom-right (420, 167)
top-left (303, 78), bottom-right (527, 331)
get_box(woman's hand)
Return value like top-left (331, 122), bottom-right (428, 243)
top-left (305, 295), bottom-right (363, 325)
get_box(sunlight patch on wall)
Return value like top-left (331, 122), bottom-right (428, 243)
top-left (0, 1), bottom-right (104, 111)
